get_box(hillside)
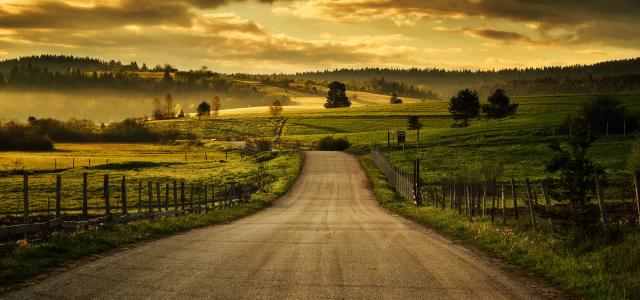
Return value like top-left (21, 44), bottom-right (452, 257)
top-left (293, 58), bottom-right (640, 98)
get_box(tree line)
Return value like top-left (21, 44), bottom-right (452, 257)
top-left (293, 58), bottom-right (640, 98)
top-left (0, 117), bottom-right (195, 151)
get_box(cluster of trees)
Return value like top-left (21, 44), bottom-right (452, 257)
top-left (196, 97), bottom-right (222, 118)
top-left (448, 88), bottom-right (519, 127)
top-left (0, 55), bottom-right (290, 109)
top-left (295, 58), bottom-right (640, 98)
top-left (349, 77), bottom-right (438, 99)
top-left (0, 117), bottom-right (194, 151)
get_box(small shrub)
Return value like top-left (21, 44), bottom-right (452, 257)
top-left (245, 138), bottom-right (272, 153)
top-left (628, 140), bottom-right (640, 172)
top-left (316, 136), bottom-right (351, 151)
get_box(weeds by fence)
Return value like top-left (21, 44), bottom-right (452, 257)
top-left (371, 144), bottom-right (640, 237)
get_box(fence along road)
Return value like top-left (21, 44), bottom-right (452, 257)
top-left (6, 151), bottom-right (556, 299)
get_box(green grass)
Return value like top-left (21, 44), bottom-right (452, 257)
top-left (0, 151), bottom-right (302, 291)
top-left (359, 154), bottom-right (640, 299)
top-left (0, 143), bottom-right (282, 214)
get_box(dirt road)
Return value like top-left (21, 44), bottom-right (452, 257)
top-left (6, 152), bottom-right (554, 299)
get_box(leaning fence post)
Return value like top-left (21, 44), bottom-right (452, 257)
top-left (56, 174), bottom-right (62, 218)
top-left (82, 172), bottom-right (88, 219)
top-left (137, 181), bottom-right (142, 212)
top-left (541, 185), bottom-right (554, 234)
top-left (204, 184), bottom-right (208, 210)
top-left (482, 184), bottom-right (486, 218)
top-left (511, 178), bottom-right (519, 220)
top-left (189, 183), bottom-right (194, 210)
top-left (595, 174), bottom-right (610, 238)
top-left (23, 174), bottom-right (29, 224)
top-left (121, 175), bottom-right (128, 215)
top-left (103, 174), bottom-right (111, 215)
top-left (634, 172), bottom-right (640, 225)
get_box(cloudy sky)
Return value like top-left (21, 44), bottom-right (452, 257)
top-left (0, 0), bottom-right (638, 73)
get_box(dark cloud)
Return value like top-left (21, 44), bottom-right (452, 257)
top-left (467, 28), bottom-right (534, 44)
top-left (282, 0), bottom-right (640, 47)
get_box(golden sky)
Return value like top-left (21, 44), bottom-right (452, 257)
top-left (0, 0), bottom-right (638, 73)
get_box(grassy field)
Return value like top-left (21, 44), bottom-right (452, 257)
top-left (0, 143), bottom-right (294, 215)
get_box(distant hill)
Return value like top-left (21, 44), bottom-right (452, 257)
top-left (293, 58), bottom-right (640, 97)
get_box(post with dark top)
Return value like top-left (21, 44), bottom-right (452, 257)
top-left (56, 175), bottom-right (62, 218)
top-left (511, 178), bottom-right (519, 219)
top-left (204, 183), bottom-right (208, 210)
top-left (23, 174), bottom-right (29, 224)
top-left (82, 172), bottom-right (88, 219)
top-left (121, 175), bottom-right (128, 215)
top-left (103, 174), bottom-right (111, 215)
top-left (189, 183), bottom-right (194, 210)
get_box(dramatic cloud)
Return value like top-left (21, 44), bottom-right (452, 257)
top-left (0, 0), bottom-right (637, 72)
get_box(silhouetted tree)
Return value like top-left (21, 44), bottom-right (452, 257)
top-left (390, 92), bottom-right (403, 104)
top-left (449, 89), bottom-right (480, 127)
top-left (165, 93), bottom-right (174, 118)
top-left (481, 89), bottom-right (518, 118)
top-left (197, 101), bottom-right (211, 118)
top-left (324, 81), bottom-right (351, 108)
top-left (269, 100), bottom-right (283, 116)
top-left (152, 97), bottom-right (164, 120)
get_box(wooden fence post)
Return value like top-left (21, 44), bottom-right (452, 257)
top-left (137, 181), bottom-right (142, 212)
top-left (103, 174), bottom-right (111, 215)
top-left (491, 178), bottom-right (496, 222)
top-left (181, 181), bottom-right (185, 210)
top-left (212, 184), bottom-right (216, 208)
top-left (595, 175), bottom-right (610, 238)
top-left (204, 183), bottom-right (208, 210)
top-left (156, 182), bottom-right (161, 211)
top-left (449, 185), bottom-right (454, 209)
top-left (147, 181), bottom-right (153, 212)
top-left (165, 183), bottom-right (169, 211)
top-left (56, 174), bottom-right (61, 218)
top-left (121, 175), bottom-right (128, 215)
top-left (501, 185), bottom-right (506, 225)
top-left (441, 184), bottom-right (445, 209)
top-left (23, 174), bottom-right (29, 224)
top-left (511, 178), bottom-right (519, 220)
top-left (173, 180), bottom-right (178, 211)
top-left (634, 172), bottom-right (640, 225)
top-left (525, 178), bottom-right (537, 229)
top-left (82, 172), bottom-right (88, 219)
top-left (482, 184), bottom-right (486, 218)
top-left (541, 185), bottom-right (554, 234)
top-left (189, 183), bottom-right (194, 210)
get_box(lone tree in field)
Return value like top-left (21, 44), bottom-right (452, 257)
top-left (408, 116), bottom-right (422, 150)
top-left (481, 89), bottom-right (518, 118)
top-left (545, 121), bottom-right (604, 237)
top-left (197, 101), bottom-right (211, 119)
top-left (212, 96), bottom-right (222, 116)
top-left (390, 92), bottom-right (403, 104)
top-left (152, 97), bottom-right (164, 120)
top-left (269, 100), bottom-right (284, 116)
top-left (324, 81), bottom-right (351, 108)
top-left (449, 89), bottom-right (480, 127)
